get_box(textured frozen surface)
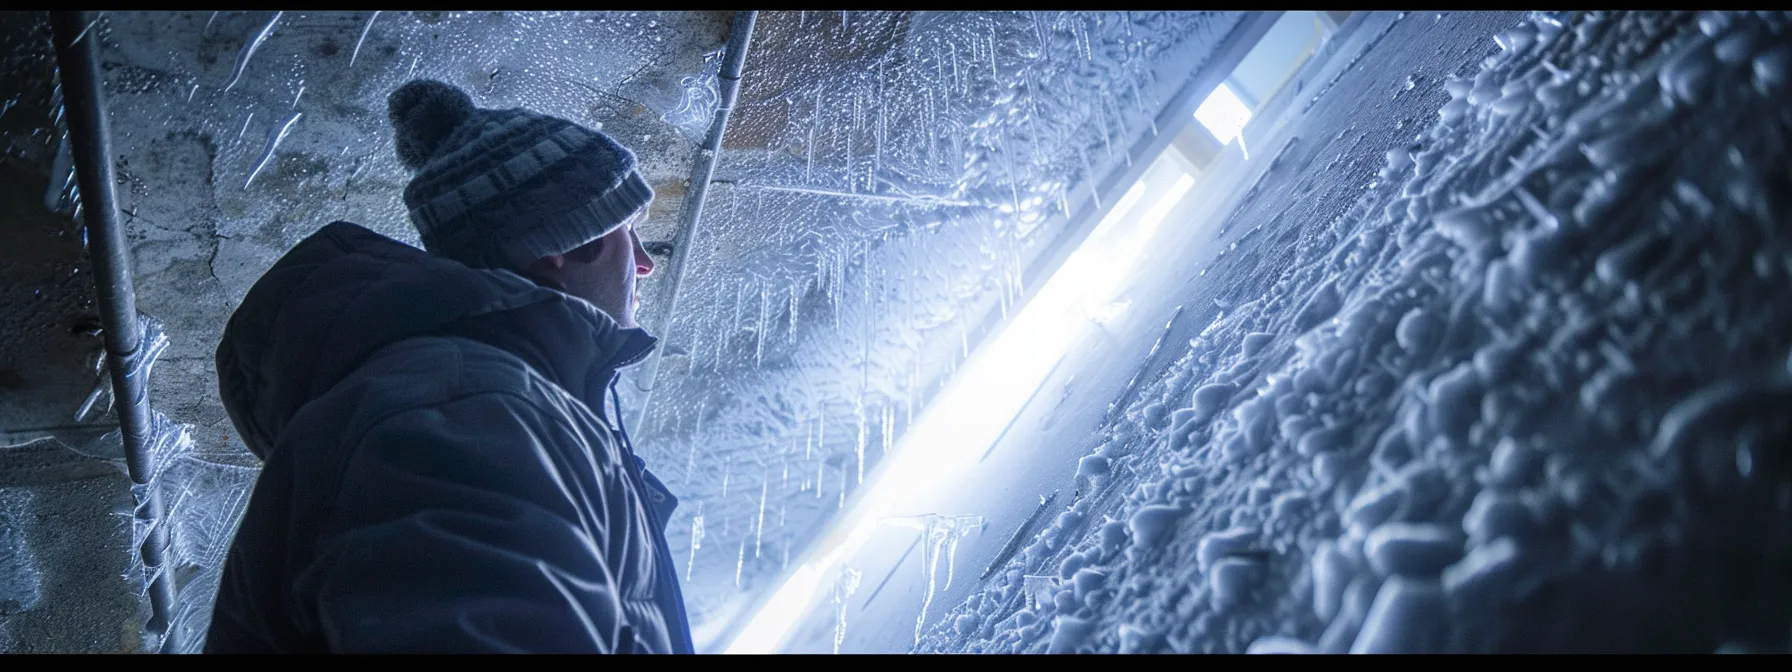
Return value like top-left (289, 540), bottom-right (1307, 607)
top-left (9, 9), bottom-right (1789, 654)
top-left (915, 10), bottom-right (1792, 654)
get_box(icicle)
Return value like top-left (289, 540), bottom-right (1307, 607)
top-left (754, 471), bottom-right (768, 559)
top-left (1000, 128), bottom-right (1023, 216)
top-left (874, 61), bottom-right (887, 180)
top-left (879, 514), bottom-right (977, 645)
top-left (223, 11), bottom-right (283, 94)
top-left (855, 400), bottom-right (867, 486)
top-left (720, 454), bottom-right (732, 498)
top-left (788, 282), bottom-right (801, 342)
top-left (735, 538), bottom-right (746, 588)
top-left (291, 83), bottom-right (304, 109)
top-left (882, 405), bottom-right (895, 456)
top-left (908, 355), bottom-right (920, 427)
top-left (244, 111), bottom-right (301, 189)
top-left (1077, 144), bottom-right (1102, 210)
top-left (832, 567), bottom-right (863, 654)
top-left (680, 404), bottom-right (702, 483)
top-left (831, 254), bottom-right (844, 331)
top-left (942, 515), bottom-right (984, 591)
top-left (237, 112), bottom-right (253, 141)
top-left (69, 13), bottom-right (102, 47)
top-left (1079, 14), bottom-right (1094, 61)
top-left (686, 503), bottom-right (705, 581)
top-left (1130, 69), bottom-right (1157, 137)
top-left (950, 41), bottom-right (962, 96)
top-left (845, 90), bottom-right (857, 194)
top-left (1094, 90), bottom-right (1116, 161)
top-left (1025, 70), bottom-right (1046, 167)
top-left (349, 11), bottom-right (380, 69)
top-left (782, 440), bottom-right (793, 491)
top-left (755, 285), bottom-right (770, 368)
top-left (730, 284), bottom-right (747, 347)
top-left (1116, 108), bottom-right (1136, 169)
top-left (805, 92), bottom-right (819, 184)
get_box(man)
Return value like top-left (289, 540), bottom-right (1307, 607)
top-left (204, 79), bottom-right (692, 653)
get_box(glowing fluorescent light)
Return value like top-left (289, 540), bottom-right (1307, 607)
top-left (1194, 83), bottom-right (1253, 145)
top-left (724, 154), bottom-right (1197, 655)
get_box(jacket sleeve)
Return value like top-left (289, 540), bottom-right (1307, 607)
top-left (291, 390), bottom-right (630, 653)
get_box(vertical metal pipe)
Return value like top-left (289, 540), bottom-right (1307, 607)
top-left (48, 10), bottom-right (179, 653)
top-left (632, 11), bottom-right (757, 427)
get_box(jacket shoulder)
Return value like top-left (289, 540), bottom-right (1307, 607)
top-left (282, 334), bottom-right (606, 485)
top-left (344, 335), bottom-right (581, 416)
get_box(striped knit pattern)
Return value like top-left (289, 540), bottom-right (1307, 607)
top-left (402, 106), bottom-right (654, 270)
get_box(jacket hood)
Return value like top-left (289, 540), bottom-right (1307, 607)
top-left (215, 221), bottom-right (655, 460)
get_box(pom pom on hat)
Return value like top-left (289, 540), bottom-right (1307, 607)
top-left (388, 79), bottom-right (476, 170)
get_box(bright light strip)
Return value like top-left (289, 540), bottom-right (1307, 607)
top-left (724, 158), bottom-right (1197, 655)
top-left (1194, 83), bottom-right (1253, 145)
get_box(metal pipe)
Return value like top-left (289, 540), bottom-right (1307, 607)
top-left (48, 10), bottom-right (179, 653)
top-left (632, 11), bottom-right (757, 427)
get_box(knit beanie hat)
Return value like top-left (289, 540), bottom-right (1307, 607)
top-left (387, 79), bottom-right (654, 270)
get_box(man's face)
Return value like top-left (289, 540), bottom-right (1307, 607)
top-left (530, 212), bottom-right (656, 328)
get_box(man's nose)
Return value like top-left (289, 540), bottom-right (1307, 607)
top-left (633, 234), bottom-right (655, 277)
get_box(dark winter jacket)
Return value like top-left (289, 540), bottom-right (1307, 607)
top-left (205, 221), bottom-right (693, 653)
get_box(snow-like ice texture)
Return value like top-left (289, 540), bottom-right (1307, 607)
top-left (81, 316), bottom-right (256, 652)
top-left (120, 407), bottom-right (257, 653)
top-left (918, 11), bottom-right (1792, 653)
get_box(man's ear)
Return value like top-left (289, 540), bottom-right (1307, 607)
top-left (522, 254), bottom-right (570, 291)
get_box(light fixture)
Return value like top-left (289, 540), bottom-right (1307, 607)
top-left (724, 148), bottom-right (1198, 655)
top-left (1193, 83), bottom-right (1253, 145)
